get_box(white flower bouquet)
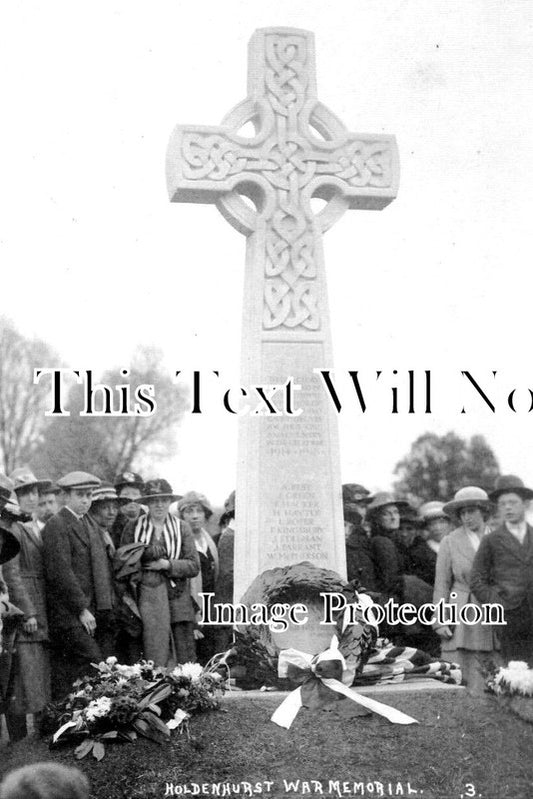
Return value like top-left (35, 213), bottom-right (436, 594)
top-left (486, 661), bottom-right (533, 723)
top-left (42, 657), bottom-right (225, 760)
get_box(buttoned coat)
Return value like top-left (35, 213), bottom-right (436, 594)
top-left (2, 521), bottom-right (48, 642)
top-left (42, 507), bottom-right (95, 631)
top-left (434, 527), bottom-right (496, 652)
top-left (470, 523), bottom-right (533, 612)
top-left (1, 520), bottom-right (51, 712)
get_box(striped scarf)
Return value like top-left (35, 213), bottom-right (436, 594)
top-left (132, 514), bottom-right (182, 560)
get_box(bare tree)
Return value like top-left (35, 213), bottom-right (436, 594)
top-left (35, 347), bottom-right (189, 480)
top-left (0, 318), bottom-right (59, 473)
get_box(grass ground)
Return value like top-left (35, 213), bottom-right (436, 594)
top-left (1, 690), bottom-right (532, 799)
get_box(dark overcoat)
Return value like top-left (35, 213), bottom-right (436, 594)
top-left (345, 525), bottom-right (378, 592)
top-left (2, 521), bottom-right (48, 641)
top-left (370, 535), bottom-right (401, 599)
top-left (1, 521), bottom-right (51, 712)
top-left (470, 524), bottom-right (533, 611)
top-left (42, 506), bottom-right (95, 631)
top-left (215, 525), bottom-right (235, 605)
top-left (402, 536), bottom-right (437, 587)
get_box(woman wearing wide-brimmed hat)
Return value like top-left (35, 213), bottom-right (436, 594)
top-left (119, 479), bottom-right (200, 666)
top-left (177, 491), bottom-right (219, 665)
top-left (433, 486), bottom-right (498, 692)
top-left (366, 492), bottom-right (411, 601)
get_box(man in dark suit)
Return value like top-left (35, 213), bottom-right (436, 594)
top-left (471, 475), bottom-right (533, 665)
top-left (42, 471), bottom-right (103, 698)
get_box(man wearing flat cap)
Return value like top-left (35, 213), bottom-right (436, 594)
top-left (471, 475), bottom-right (533, 664)
top-left (41, 471), bottom-right (104, 697)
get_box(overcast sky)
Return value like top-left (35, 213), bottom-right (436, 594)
top-left (2, 1), bottom-right (533, 503)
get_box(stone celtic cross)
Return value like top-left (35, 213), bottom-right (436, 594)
top-left (167, 27), bottom-right (399, 603)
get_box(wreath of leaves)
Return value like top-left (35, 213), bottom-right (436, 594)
top-left (228, 562), bottom-right (377, 688)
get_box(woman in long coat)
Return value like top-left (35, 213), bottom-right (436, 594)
top-left (2, 471), bottom-right (52, 741)
top-left (0, 498), bottom-right (22, 663)
top-left (177, 491), bottom-right (219, 665)
top-left (119, 479), bottom-right (199, 666)
top-left (434, 486), bottom-right (498, 692)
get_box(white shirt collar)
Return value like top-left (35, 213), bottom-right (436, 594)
top-left (194, 528), bottom-right (210, 554)
top-left (464, 526), bottom-right (489, 552)
top-left (505, 519), bottom-right (527, 544)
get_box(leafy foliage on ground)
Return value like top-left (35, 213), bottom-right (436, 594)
top-left (2, 691), bottom-right (533, 799)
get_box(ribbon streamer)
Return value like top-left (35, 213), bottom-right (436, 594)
top-left (271, 637), bottom-right (418, 729)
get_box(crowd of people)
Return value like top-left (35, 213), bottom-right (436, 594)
top-left (342, 475), bottom-right (533, 690)
top-left (0, 469), bottom-right (235, 744)
top-left (0, 465), bottom-right (532, 745)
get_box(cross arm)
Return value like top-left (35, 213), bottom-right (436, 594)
top-left (167, 109), bottom-right (275, 206)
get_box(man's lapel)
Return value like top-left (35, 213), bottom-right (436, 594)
top-left (497, 523), bottom-right (529, 558)
top-left (524, 524), bottom-right (533, 560)
top-left (61, 506), bottom-right (89, 548)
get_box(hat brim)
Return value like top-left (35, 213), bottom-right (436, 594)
top-left (144, 493), bottom-right (179, 502)
top-left (489, 487), bottom-right (533, 502)
top-left (59, 483), bottom-right (101, 491)
top-left (421, 512), bottom-right (451, 523)
top-left (117, 496), bottom-right (141, 505)
top-left (443, 498), bottom-right (491, 516)
top-left (91, 496), bottom-right (119, 504)
top-left (15, 479), bottom-right (52, 493)
top-left (367, 499), bottom-right (412, 517)
top-left (344, 497), bottom-right (372, 506)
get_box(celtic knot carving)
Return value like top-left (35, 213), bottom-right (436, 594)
top-left (263, 275), bottom-right (319, 330)
top-left (265, 217), bottom-right (314, 282)
top-left (265, 35), bottom-right (309, 117)
top-left (181, 135), bottom-right (245, 181)
top-left (264, 140), bottom-right (316, 190)
top-left (334, 141), bottom-right (393, 188)
top-left (168, 27), bottom-right (398, 334)
top-left (180, 133), bottom-right (393, 193)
